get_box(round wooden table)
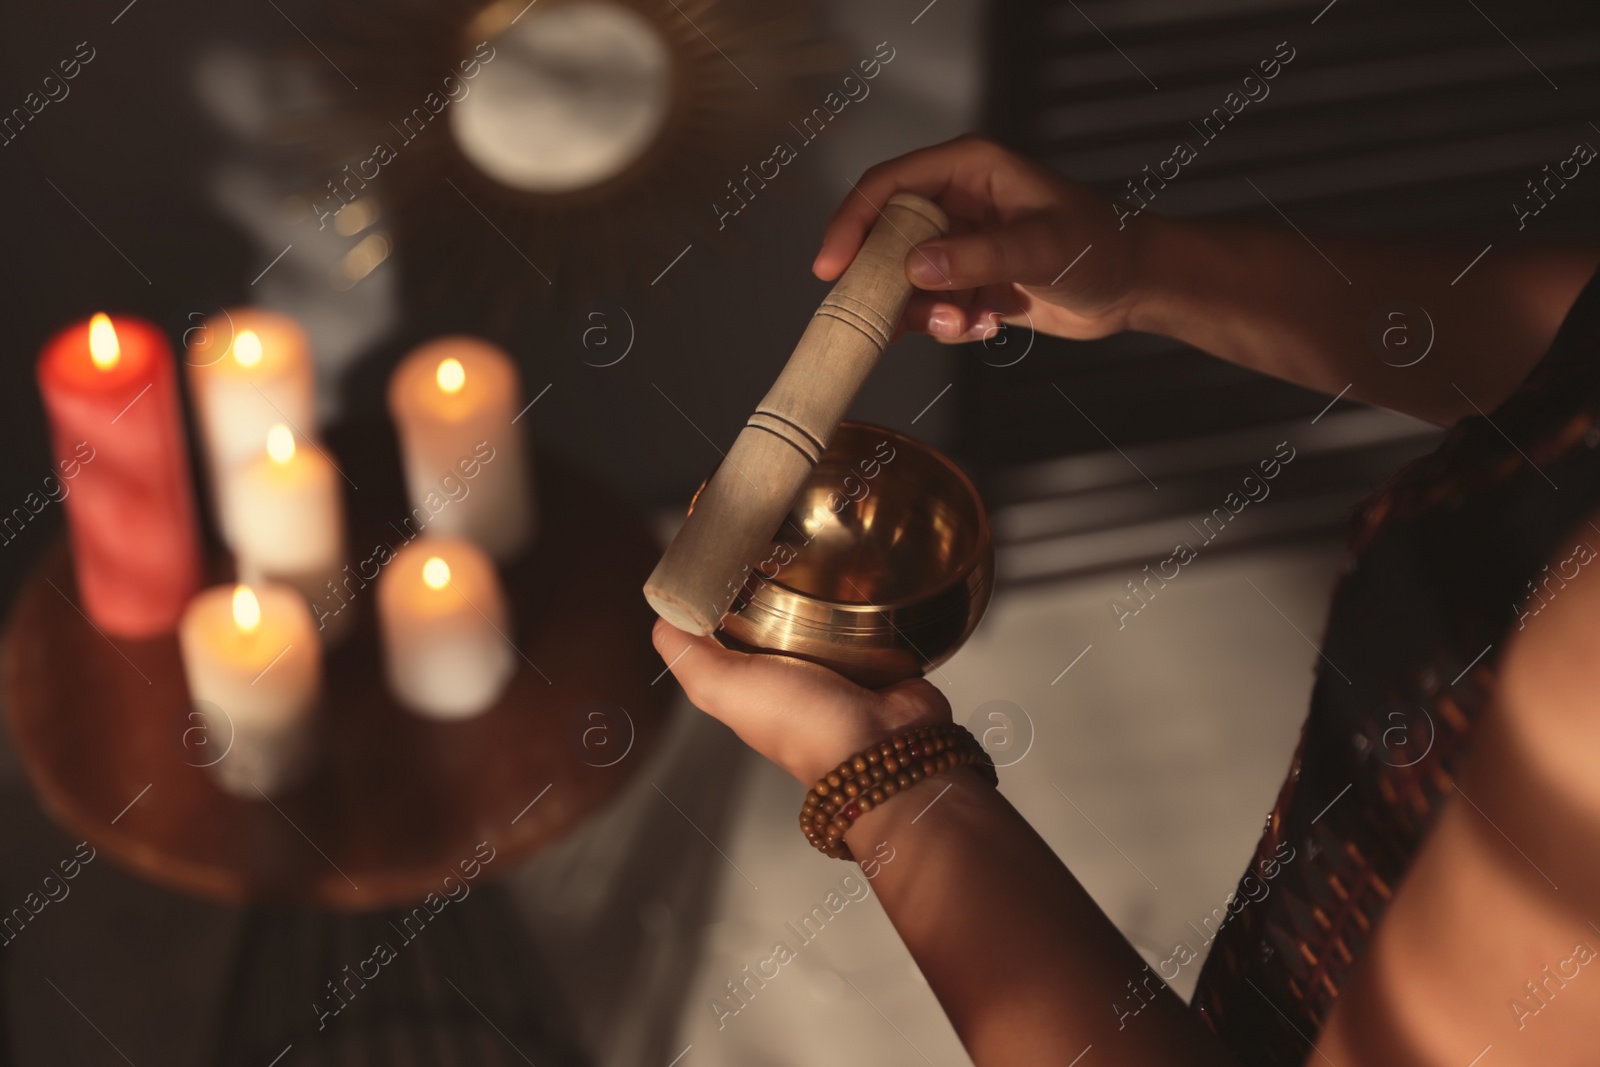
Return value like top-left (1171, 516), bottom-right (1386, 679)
top-left (3, 453), bottom-right (673, 910)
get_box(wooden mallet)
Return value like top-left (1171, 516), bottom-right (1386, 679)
top-left (644, 191), bottom-right (949, 635)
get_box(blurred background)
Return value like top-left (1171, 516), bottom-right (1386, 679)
top-left (2, 0), bottom-right (1599, 1063)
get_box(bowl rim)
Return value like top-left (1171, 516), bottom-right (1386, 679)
top-left (735, 419), bottom-right (993, 616)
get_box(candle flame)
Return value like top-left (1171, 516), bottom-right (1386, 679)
top-left (233, 330), bottom-right (263, 368)
top-left (422, 556), bottom-right (451, 590)
top-left (436, 358), bottom-right (466, 395)
top-left (88, 313), bottom-right (120, 370)
top-left (232, 585), bottom-right (262, 633)
top-left (266, 424), bottom-right (296, 464)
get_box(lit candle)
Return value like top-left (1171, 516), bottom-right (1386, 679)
top-left (178, 582), bottom-right (321, 796)
top-left (35, 313), bottom-right (202, 636)
top-left (376, 537), bottom-right (516, 719)
top-left (226, 423), bottom-right (347, 635)
top-left (186, 309), bottom-right (317, 547)
top-left (387, 337), bottom-right (534, 560)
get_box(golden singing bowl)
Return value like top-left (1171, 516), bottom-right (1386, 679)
top-left (697, 421), bottom-right (994, 688)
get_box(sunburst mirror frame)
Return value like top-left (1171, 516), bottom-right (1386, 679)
top-left (279, 0), bottom-right (835, 314)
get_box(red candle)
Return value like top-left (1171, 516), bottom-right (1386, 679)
top-left (36, 313), bottom-right (202, 636)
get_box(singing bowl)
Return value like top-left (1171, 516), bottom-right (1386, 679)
top-left (695, 421), bottom-right (994, 688)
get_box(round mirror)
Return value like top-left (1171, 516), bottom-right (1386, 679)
top-left (450, 0), bottom-right (673, 195)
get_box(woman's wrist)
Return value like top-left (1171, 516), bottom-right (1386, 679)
top-left (788, 708), bottom-right (950, 786)
top-left (1121, 213), bottom-right (1216, 340)
top-left (784, 680), bottom-right (954, 786)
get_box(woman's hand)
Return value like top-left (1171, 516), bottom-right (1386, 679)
top-left (814, 134), bottom-right (1152, 344)
top-left (818, 134), bottom-right (1600, 427)
top-left (651, 618), bottom-right (950, 784)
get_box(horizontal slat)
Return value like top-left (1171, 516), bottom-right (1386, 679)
top-left (1039, 9), bottom-right (1498, 91)
top-left (998, 488), bottom-right (1361, 584)
top-left (1086, 124), bottom-right (1596, 218)
top-left (1048, 81), bottom-right (1599, 185)
top-left (989, 406), bottom-right (1436, 501)
top-left (1036, 36), bottom-right (1597, 140)
top-left (1047, 0), bottom-right (1310, 37)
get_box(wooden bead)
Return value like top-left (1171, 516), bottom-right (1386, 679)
top-left (800, 721), bottom-right (996, 859)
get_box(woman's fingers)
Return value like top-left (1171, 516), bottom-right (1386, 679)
top-left (903, 291), bottom-right (980, 341)
top-left (902, 288), bottom-right (1027, 343)
top-left (649, 619), bottom-right (841, 721)
top-left (650, 618), bottom-right (954, 782)
top-left (810, 136), bottom-right (1144, 343)
top-left (651, 618), bottom-right (876, 781)
top-left (906, 213), bottom-right (1080, 292)
top-left (649, 619), bottom-right (736, 713)
top-left (812, 135), bottom-right (1017, 281)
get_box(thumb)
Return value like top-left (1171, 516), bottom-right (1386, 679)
top-left (906, 214), bottom-right (1075, 291)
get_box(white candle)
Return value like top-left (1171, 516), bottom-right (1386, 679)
top-left (387, 337), bottom-right (534, 560)
top-left (227, 424), bottom-right (347, 635)
top-left (186, 309), bottom-right (317, 547)
top-left (376, 537), bottom-right (516, 719)
top-left (179, 583), bottom-right (321, 796)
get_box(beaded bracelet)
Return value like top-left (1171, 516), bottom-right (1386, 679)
top-left (799, 722), bottom-right (998, 860)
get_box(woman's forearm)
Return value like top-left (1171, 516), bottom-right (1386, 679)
top-left (843, 766), bottom-right (1235, 1067)
top-left (1130, 219), bottom-right (1598, 426)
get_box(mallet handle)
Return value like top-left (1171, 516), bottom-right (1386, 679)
top-left (644, 192), bottom-right (949, 635)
